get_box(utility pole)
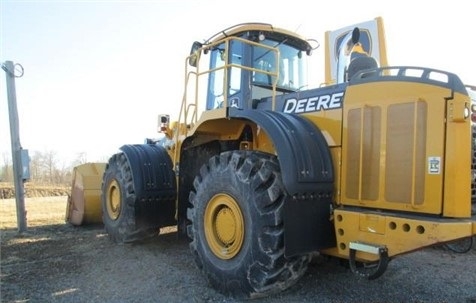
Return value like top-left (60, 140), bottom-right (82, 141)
top-left (2, 61), bottom-right (27, 233)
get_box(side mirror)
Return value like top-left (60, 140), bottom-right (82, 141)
top-left (351, 27), bottom-right (360, 44)
top-left (189, 41), bottom-right (203, 67)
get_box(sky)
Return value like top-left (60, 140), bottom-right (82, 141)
top-left (1, 0), bottom-right (474, 166)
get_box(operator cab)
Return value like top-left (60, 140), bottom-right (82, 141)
top-left (189, 23), bottom-right (315, 112)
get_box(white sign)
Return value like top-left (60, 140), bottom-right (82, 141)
top-left (428, 157), bottom-right (441, 174)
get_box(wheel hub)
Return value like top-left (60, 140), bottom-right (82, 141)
top-left (204, 193), bottom-right (244, 260)
top-left (215, 207), bottom-right (237, 245)
top-left (106, 179), bottom-right (121, 220)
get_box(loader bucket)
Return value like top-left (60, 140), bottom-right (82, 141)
top-left (65, 162), bottom-right (106, 225)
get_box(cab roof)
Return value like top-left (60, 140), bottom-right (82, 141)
top-left (205, 22), bottom-right (314, 54)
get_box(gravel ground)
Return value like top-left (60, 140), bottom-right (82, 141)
top-left (1, 221), bottom-right (475, 303)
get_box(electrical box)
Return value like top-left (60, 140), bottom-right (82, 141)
top-left (21, 149), bottom-right (30, 181)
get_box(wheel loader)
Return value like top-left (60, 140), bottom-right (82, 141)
top-left (69, 17), bottom-right (476, 299)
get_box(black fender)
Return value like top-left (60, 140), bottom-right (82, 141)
top-left (229, 109), bottom-right (334, 196)
top-left (120, 144), bottom-right (177, 227)
top-left (229, 109), bottom-right (336, 255)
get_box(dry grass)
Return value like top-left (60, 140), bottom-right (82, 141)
top-left (0, 196), bottom-right (68, 229)
top-left (0, 182), bottom-right (70, 200)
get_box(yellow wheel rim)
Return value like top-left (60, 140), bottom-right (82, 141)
top-left (204, 193), bottom-right (244, 259)
top-left (106, 179), bottom-right (121, 220)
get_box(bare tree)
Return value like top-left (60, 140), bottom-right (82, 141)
top-left (28, 150), bottom-right (59, 184)
top-left (2, 149), bottom-right (98, 186)
top-left (29, 151), bottom-right (43, 183)
top-left (72, 152), bottom-right (88, 167)
top-left (43, 150), bottom-right (58, 184)
top-left (53, 160), bottom-right (72, 185)
top-left (1, 151), bottom-right (12, 182)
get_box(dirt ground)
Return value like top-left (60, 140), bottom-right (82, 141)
top-left (1, 197), bottom-right (476, 303)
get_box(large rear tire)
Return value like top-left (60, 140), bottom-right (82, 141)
top-left (101, 152), bottom-right (157, 243)
top-left (187, 151), bottom-right (311, 299)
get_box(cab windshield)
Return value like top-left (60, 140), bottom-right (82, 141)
top-left (205, 36), bottom-right (310, 110)
top-left (252, 38), bottom-right (308, 92)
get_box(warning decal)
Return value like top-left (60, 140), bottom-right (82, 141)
top-left (428, 157), bottom-right (441, 174)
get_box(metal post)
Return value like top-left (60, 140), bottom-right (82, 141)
top-left (2, 60), bottom-right (27, 233)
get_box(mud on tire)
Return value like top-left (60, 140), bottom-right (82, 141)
top-left (187, 150), bottom-right (311, 299)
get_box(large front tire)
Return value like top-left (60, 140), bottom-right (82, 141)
top-left (187, 151), bottom-right (311, 299)
top-left (101, 152), bottom-right (157, 243)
